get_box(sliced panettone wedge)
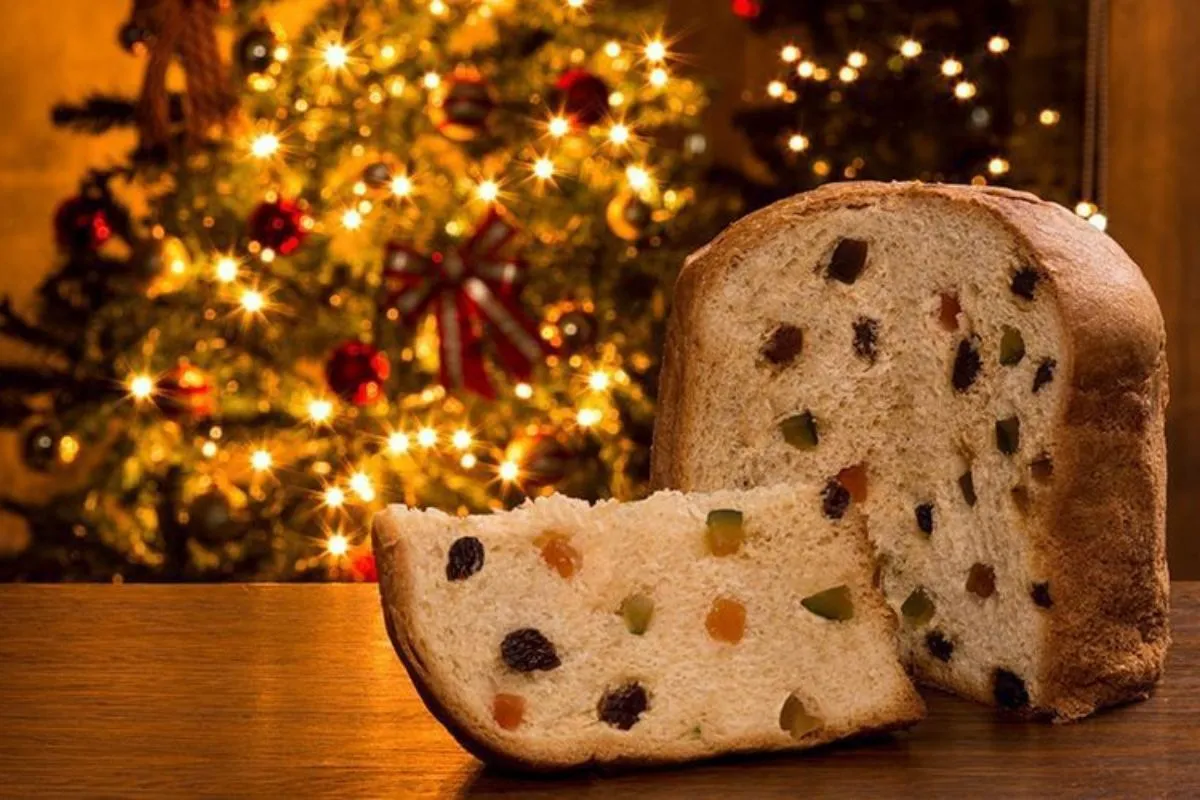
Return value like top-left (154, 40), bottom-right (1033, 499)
top-left (651, 181), bottom-right (1170, 721)
top-left (373, 486), bottom-right (924, 771)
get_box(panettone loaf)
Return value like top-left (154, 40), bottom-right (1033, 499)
top-left (373, 486), bottom-right (924, 770)
top-left (651, 182), bottom-right (1169, 721)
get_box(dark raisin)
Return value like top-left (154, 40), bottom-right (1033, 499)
top-left (827, 238), bottom-right (869, 284)
top-left (996, 416), bottom-right (1021, 455)
top-left (959, 471), bottom-right (977, 507)
top-left (1033, 358), bottom-right (1056, 393)
top-left (993, 668), bottom-right (1030, 711)
top-left (852, 317), bottom-right (879, 363)
top-left (821, 479), bottom-right (851, 520)
top-left (966, 563), bottom-right (996, 599)
top-left (1011, 267), bottom-right (1041, 300)
top-left (925, 630), bottom-right (954, 662)
top-left (1031, 455), bottom-right (1054, 483)
top-left (446, 536), bottom-right (485, 581)
top-left (1031, 582), bottom-right (1053, 608)
top-left (952, 338), bottom-right (982, 392)
top-left (915, 503), bottom-right (934, 536)
top-left (500, 628), bottom-right (561, 672)
top-left (761, 324), bottom-right (804, 366)
top-left (598, 682), bottom-right (649, 730)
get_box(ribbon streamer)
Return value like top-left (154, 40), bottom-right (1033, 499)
top-left (383, 211), bottom-right (549, 398)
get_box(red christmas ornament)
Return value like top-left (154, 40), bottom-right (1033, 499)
top-left (159, 364), bottom-right (215, 420)
top-left (325, 341), bottom-right (390, 405)
top-left (731, 0), bottom-right (762, 19)
top-left (248, 198), bottom-right (309, 255)
top-left (350, 552), bottom-right (378, 582)
top-left (554, 69), bottom-right (610, 127)
top-left (381, 210), bottom-right (550, 399)
top-left (54, 195), bottom-right (113, 252)
top-left (436, 71), bottom-right (495, 142)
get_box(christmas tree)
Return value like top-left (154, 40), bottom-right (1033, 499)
top-left (0, 0), bottom-right (716, 580)
top-left (727, 0), bottom-right (1103, 223)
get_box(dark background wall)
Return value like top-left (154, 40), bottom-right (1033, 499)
top-left (0, 0), bottom-right (1194, 576)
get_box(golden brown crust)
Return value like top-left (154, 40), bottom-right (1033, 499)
top-left (652, 181), bottom-right (1170, 720)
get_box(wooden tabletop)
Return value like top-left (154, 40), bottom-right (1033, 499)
top-left (1, 585), bottom-right (1197, 799)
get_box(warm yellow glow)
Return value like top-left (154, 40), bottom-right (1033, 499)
top-left (128, 374), bottom-right (155, 401)
top-left (987, 157), bottom-right (1010, 176)
top-left (625, 164), bottom-right (652, 191)
top-left (201, 440), bottom-right (218, 458)
top-left (788, 133), bottom-right (810, 152)
top-left (604, 41), bottom-right (621, 58)
top-left (988, 35), bottom-right (1010, 54)
top-left (515, 382), bottom-right (533, 399)
top-left (767, 80), bottom-right (786, 98)
top-left (326, 533), bottom-right (350, 557)
top-left (250, 449), bottom-right (273, 472)
top-left (900, 39), bottom-right (922, 58)
top-left (452, 429), bottom-right (473, 450)
top-left (349, 471), bottom-right (375, 501)
top-left (839, 66), bottom-right (859, 82)
top-left (429, 0), bottom-right (448, 15)
top-left (649, 67), bottom-right (668, 88)
top-left (532, 157), bottom-right (555, 180)
top-left (274, 45), bottom-right (290, 63)
top-left (250, 133), bottom-right (280, 159)
top-left (954, 81), bottom-right (977, 100)
top-left (240, 289), bottom-right (266, 314)
top-left (417, 427), bottom-right (437, 448)
top-left (608, 123), bottom-right (631, 145)
top-left (214, 256), bottom-right (239, 283)
top-left (847, 51), bottom-right (867, 68)
top-left (379, 44), bottom-right (397, 62)
top-left (609, 90), bottom-right (625, 107)
top-left (387, 431), bottom-right (410, 454)
top-left (813, 159), bottom-right (831, 177)
top-left (566, 0), bottom-right (586, 8)
top-left (577, 408), bottom-right (603, 427)
top-left (476, 180), bottom-right (500, 203)
top-left (1075, 201), bottom-right (1097, 218)
top-left (797, 60), bottom-right (816, 78)
top-left (308, 399), bottom-right (334, 423)
top-left (341, 208), bottom-right (364, 230)
top-left (941, 58), bottom-right (963, 77)
top-left (588, 370), bottom-right (611, 391)
top-left (781, 44), bottom-right (801, 63)
top-left (322, 41), bottom-right (349, 70)
top-left (1088, 213), bottom-right (1108, 232)
top-left (1039, 108), bottom-right (1061, 126)
top-left (460, 453), bottom-right (478, 469)
top-left (498, 460), bottom-right (520, 482)
top-left (58, 435), bottom-right (80, 464)
top-left (548, 115), bottom-right (571, 137)
top-left (422, 71), bottom-right (441, 90)
top-left (390, 174), bottom-right (413, 197)
top-left (644, 38), bottom-right (667, 63)
top-left (324, 486), bottom-right (346, 508)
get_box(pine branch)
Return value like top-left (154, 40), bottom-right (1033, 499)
top-left (51, 94), bottom-right (138, 134)
top-left (0, 297), bottom-right (72, 353)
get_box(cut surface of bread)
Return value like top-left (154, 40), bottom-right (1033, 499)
top-left (373, 486), bottom-right (924, 770)
top-left (652, 182), bottom-right (1169, 721)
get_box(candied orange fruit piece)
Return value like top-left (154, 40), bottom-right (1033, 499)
top-left (939, 292), bottom-right (962, 331)
top-left (705, 596), bottom-right (746, 644)
top-left (534, 531), bottom-right (582, 579)
top-left (493, 693), bottom-right (526, 730)
top-left (836, 463), bottom-right (869, 504)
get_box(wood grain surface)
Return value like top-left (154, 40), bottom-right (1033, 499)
top-left (0, 584), bottom-right (1197, 798)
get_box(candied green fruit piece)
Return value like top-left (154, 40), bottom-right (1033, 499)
top-left (781, 412), bottom-right (819, 450)
top-left (901, 587), bottom-right (935, 626)
top-left (779, 694), bottom-right (823, 739)
top-left (705, 509), bottom-right (745, 556)
top-left (996, 416), bottom-right (1021, 455)
top-left (620, 593), bottom-right (655, 635)
top-left (801, 585), bottom-right (854, 621)
top-left (999, 326), bottom-right (1026, 365)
